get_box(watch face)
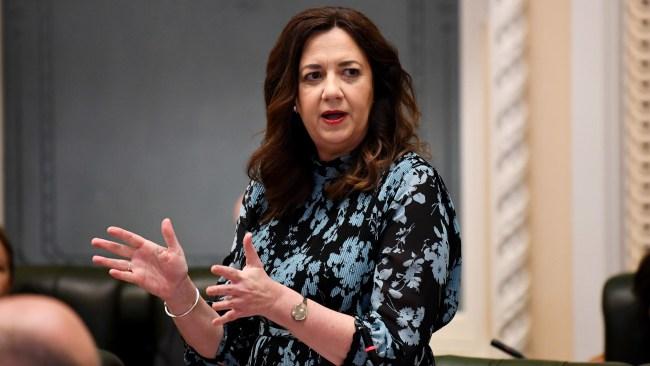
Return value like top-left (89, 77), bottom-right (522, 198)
top-left (291, 302), bottom-right (308, 321)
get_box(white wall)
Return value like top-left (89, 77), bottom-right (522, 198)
top-left (570, 0), bottom-right (623, 360)
top-left (429, 0), bottom-right (492, 356)
top-left (527, 0), bottom-right (574, 359)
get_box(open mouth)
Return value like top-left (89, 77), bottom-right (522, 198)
top-left (321, 111), bottom-right (347, 123)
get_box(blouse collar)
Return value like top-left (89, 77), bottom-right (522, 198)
top-left (312, 154), bottom-right (353, 180)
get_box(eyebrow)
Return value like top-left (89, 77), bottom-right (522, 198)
top-left (299, 60), bottom-right (363, 73)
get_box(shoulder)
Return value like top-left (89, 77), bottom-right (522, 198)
top-left (389, 151), bottom-right (437, 177)
top-left (241, 180), bottom-right (268, 220)
top-left (243, 180), bottom-right (266, 203)
top-left (379, 152), bottom-right (441, 196)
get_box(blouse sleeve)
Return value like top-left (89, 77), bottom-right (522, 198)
top-left (184, 181), bottom-right (265, 366)
top-left (343, 162), bottom-right (462, 365)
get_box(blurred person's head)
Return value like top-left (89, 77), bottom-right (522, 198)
top-left (0, 227), bottom-right (14, 296)
top-left (0, 294), bottom-right (100, 366)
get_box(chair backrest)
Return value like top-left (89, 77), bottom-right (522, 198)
top-left (602, 273), bottom-right (650, 364)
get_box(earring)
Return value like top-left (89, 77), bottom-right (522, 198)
top-left (293, 105), bottom-right (297, 113)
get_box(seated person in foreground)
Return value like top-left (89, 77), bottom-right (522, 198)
top-left (0, 294), bottom-right (100, 366)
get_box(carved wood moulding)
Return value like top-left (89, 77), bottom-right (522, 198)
top-left (487, 0), bottom-right (531, 352)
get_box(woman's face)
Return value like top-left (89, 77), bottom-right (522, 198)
top-left (296, 27), bottom-right (374, 161)
top-left (0, 243), bottom-right (10, 295)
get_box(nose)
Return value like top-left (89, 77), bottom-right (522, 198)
top-left (321, 75), bottom-right (343, 101)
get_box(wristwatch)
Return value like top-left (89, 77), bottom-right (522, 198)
top-left (291, 297), bottom-right (308, 321)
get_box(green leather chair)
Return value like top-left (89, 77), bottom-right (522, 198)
top-left (13, 265), bottom-right (217, 366)
top-left (602, 273), bottom-right (650, 365)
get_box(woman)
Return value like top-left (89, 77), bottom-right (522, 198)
top-left (0, 226), bottom-right (14, 296)
top-left (92, 6), bottom-right (461, 365)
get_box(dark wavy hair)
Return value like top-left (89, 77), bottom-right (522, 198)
top-left (0, 227), bottom-right (14, 291)
top-left (247, 6), bottom-right (424, 220)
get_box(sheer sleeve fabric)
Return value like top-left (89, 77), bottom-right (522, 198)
top-left (344, 159), bottom-right (462, 365)
top-left (184, 181), bottom-right (266, 366)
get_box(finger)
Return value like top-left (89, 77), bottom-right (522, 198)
top-left (91, 238), bottom-right (135, 258)
top-left (211, 298), bottom-right (239, 313)
top-left (106, 226), bottom-right (147, 249)
top-left (107, 268), bottom-right (138, 285)
top-left (211, 310), bottom-right (239, 327)
top-left (243, 232), bottom-right (263, 268)
top-left (92, 256), bottom-right (131, 272)
top-left (211, 265), bottom-right (242, 282)
top-left (206, 283), bottom-right (237, 298)
top-left (161, 218), bottom-right (181, 250)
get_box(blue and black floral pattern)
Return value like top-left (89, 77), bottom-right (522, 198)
top-left (185, 152), bottom-right (462, 365)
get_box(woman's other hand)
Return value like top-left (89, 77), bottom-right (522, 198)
top-left (91, 218), bottom-right (189, 301)
top-left (207, 232), bottom-right (282, 326)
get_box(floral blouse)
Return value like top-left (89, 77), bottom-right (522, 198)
top-left (185, 152), bottom-right (462, 365)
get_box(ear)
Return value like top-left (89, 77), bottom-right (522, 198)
top-left (293, 99), bottom-right (301, 115)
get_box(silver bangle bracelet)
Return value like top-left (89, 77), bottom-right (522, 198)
top-left (164, 287), bottom-right (201, 318)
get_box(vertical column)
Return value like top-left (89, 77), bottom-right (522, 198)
top-left (625, 0), bottom-right (650, 270)
top-left (487, 0), bottom-right (531, 352)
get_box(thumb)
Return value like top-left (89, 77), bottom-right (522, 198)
top-left (243, 232), bottom-right (263, 268)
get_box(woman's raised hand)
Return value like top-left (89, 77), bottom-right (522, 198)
top-left (91, 218), bottom-right (189, 301)
top-left (207, 232), bottom-right (282, 326)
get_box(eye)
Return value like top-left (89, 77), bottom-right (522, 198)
top-left (303, 71), bottom-right (322, 81)
top-left (343, 68), bottom-right (360, 78)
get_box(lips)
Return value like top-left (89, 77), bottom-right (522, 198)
top-left (321, 110), bottom-right (348, 124)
